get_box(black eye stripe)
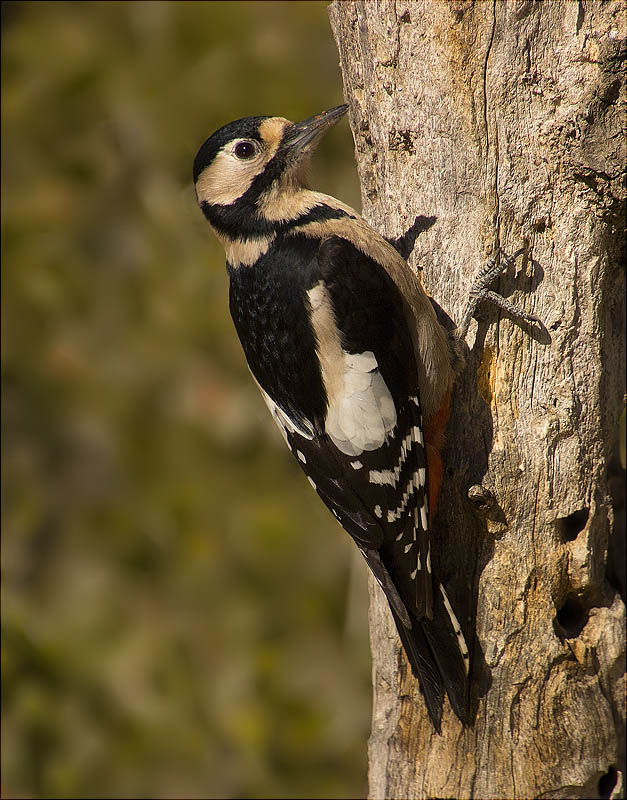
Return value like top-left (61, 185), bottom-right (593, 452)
top-left (234, 140), bottom-right (256, 160)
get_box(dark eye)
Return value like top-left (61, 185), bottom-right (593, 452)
top-left (234, 140), bottom-right (256, 160)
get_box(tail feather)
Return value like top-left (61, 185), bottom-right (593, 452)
top-left (421, 584), bottom-right (470, 725)
top-left (391, 584), bottom-right (470, 730)
top-left (391, 609), bottom-right (444, 732)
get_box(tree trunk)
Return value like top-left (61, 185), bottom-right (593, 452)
top-left (329, 2), bottom-right (626, 798)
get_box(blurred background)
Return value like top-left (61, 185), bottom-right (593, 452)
top-left (1, 2), bottom-right (370, 798)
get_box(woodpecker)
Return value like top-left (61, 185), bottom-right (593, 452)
top-left (193, 104), bottom-right (538, 731)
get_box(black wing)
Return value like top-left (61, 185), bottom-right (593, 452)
top-left (314, 235), bottom-right (433, 619)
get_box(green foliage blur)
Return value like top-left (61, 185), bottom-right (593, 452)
top-left (1, 2), bottom-right (370, 797)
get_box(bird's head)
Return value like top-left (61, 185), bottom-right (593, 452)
top-left (193, 104), bottom-right (348, 216)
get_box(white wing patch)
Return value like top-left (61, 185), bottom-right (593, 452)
top-left (326, 350), bottom-right (396, 456)
top-left (307, 281), bottom-right (397, 457)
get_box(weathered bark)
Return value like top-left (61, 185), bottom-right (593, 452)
top-left (329, 2), bottom-right (626, 798)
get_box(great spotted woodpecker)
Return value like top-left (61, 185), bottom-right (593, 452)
top-left (193, 104), bottom-right (538, 731)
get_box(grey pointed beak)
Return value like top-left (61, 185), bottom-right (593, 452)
top-left (282, 104), bottom-right (349, 154)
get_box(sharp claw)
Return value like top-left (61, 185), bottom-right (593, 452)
top-left (456, 247), bottom-right (542, 341)
top-left (481, 290), bottom-right (540, 326)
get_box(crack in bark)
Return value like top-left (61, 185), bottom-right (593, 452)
top-left (509, 673), bottom-right (533, 742)
top-left (482, 0), bottom-right (497, 163)
top-left (530, 480), bottom-right (541, 570)
top-left (530, 347), bottom-right (539, 412)
top-left (535, 652), bottom-right (571, 730)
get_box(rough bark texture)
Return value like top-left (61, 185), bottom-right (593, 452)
top-left (329, 2), bottom-right (626, 798)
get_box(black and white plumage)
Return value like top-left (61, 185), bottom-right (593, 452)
top-left (193, 105), bottom-right (470, 730)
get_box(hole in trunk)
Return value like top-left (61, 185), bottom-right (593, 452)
top-left (555, 594), bottom-right (588, 638)
top-left (598, 765), bottom-right (618, 799)
top-left (557, 508), bottom-right (589, 541)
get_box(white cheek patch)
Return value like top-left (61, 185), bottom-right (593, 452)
top-left (195, 150), bottom-right (267, 207)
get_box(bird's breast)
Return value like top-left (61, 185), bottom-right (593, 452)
top-left (228, 242), bottom-right (328, 432)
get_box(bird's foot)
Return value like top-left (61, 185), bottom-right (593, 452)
top-left (455, 247), bottom-right (541, 341)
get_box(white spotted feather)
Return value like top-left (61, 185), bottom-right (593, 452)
top-left (326, 350), bottom-right (397, 456)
